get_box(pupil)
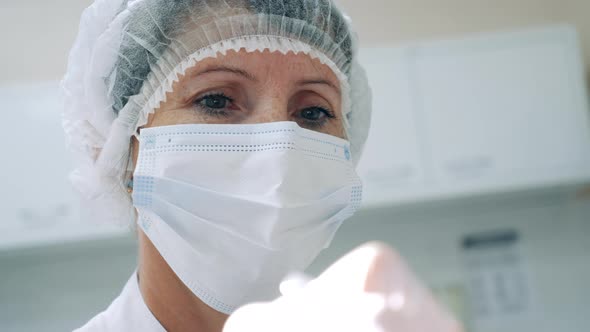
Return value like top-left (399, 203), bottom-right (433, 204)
top-left (206, 96), bottom-right (226, 109)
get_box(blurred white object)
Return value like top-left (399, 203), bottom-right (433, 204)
top-left (358, 25), bottom-right (590, 207)
top-left (223, 242), bottom-right (462, 332)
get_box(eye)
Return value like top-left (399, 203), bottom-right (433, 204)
top-left (197, 94), bottom-right (232, 109)
top-left (297, 106), bottom-right (336, 125)
top-left (300, 107), bottom-right (327, 121)
top-left (193, 93), bottom-right (236, 118)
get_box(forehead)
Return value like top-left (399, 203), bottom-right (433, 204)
top-left (182, 50), bottom-right (341, 87)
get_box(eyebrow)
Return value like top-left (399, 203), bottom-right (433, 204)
top-left (192, 66), bottom-right (258, 81)
top-left (191, 66), bottom-right (340, 94)
top-left (297, 79), bottom-right (341, 95)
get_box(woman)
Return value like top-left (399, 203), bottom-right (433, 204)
top-left (63, 0), bottom-right (460, 331)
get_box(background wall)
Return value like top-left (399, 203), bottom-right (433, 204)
top-left (2, 0), bottom-right (590, 83)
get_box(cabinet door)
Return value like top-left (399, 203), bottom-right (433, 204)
top-left (409, 26), bottom-right (590, 193)
top-left (0, 82), bottom-right (124, 249)
top-left (357, 47), bottom-right (427, 205)
top-left (1, 83), bottom-right (76, 232)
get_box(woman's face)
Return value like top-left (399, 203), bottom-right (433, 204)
top-left (142, 49), bottom-right (345, 137)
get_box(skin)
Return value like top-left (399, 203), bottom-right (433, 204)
top-left (131, 49), bottom-right (345, 332)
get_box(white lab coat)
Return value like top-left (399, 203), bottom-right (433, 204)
top-left (74, 273), bottom-right (165, 332)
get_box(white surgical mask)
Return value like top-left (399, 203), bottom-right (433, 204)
top-left (132, 121), bottom-right (362, 314)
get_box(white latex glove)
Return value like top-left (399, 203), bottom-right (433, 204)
top-left (223, 242), bottom-right (463, 332)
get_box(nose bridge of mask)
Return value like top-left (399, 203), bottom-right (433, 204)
top-left (137, 122), bottom-right (355, 200)
top-left (138, 121), bottom-right (352, 159)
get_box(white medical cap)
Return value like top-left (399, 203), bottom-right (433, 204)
top-left (61, 0), bottom-right (372, 225)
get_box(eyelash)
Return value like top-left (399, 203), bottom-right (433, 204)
top-left (192, 93), bottom-right (337, 128)
top-left (193, 92), bottom-right (234, 118)
top-left (299, 106), bottom-right (337, 129)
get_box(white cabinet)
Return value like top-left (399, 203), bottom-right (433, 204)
top-left (358, 25), bottom-right (590, 207)
top-left (0, 82), bottom-right (126, 250)
top-left (357, 48), bottom-right (426, 188)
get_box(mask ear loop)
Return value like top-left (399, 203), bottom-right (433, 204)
top-left (125, 128), bottom-right (142, 194)
top-left (126, 178), bottom-right (134, 193)
top-left (124, 143), bottom-right (135, 194)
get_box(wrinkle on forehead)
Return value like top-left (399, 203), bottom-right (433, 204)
top-left (181, 49), bottom-right (341, 92)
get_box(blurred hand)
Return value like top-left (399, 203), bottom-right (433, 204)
top-left (223, 242), bottom-right (463, 332)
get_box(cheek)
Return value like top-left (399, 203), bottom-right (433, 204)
top-left (330, 120), bottom-right (347, 140)
top-left (149, 107), bottom-right (207, 126)
top-left (328, 105), bottom-right (346, 139)
top-left (147, 87), bottom-right (207, 126)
